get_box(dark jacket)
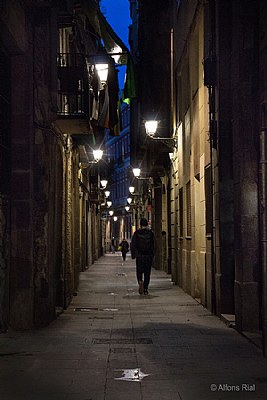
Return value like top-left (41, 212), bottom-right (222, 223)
top-left (131, 228), bottom-right (155, 259)
top-left (119, 240), bottom-right (129, 253)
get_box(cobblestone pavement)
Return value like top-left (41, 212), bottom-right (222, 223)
top-left (0, 253), bottom-right (267, 400)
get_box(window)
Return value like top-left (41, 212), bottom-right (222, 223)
top-left (205, 166), bottom-right (212, 236)
top-left (179, 187), bottom-right (183, 237)
top-left (186, 181), bottom-right (191, 237)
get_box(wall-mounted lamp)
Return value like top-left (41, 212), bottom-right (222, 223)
top-left (109, 210), bottom-right (114, 216)
top-left (145, 120), bottom-right (158, 136)
top-left (104, 190), bottom-right (110, 198)
top-left (107, 200), bottom-right (112, 208)
top-left (91, 149), bottom-right (103, 163)
top-left (113, 216), bottom-right (118, 221)
top-left (132, 167), bottom-right (153, 181)
top-left (127, 197), bottom-right (132, 204)
top-left (100, 179), bottom-right (108, 189)
top-left (132, 168), bottom-right (141, 177)
top-left (95, 63), bottom-right (109, 84)
top-left (144, 119), bottom-right (177, 150)
top-left (129, 186), bottom-right (135, 194)
top-left (125, 206), bottom-right (130, 212)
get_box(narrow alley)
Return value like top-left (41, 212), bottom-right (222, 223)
top-left (0, 254), bottom-right (267, 400)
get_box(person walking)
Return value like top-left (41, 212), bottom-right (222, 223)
top-left (111, 237), bottom-right (115, 254)
top-left (119, 238), bottom-right (129, 261)
top-left (131, 218), bottom-right (155, 295)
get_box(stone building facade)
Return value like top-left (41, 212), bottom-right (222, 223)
top-left (0, 0), bottom-right (123, 330)
top-left (129, 0), bottom-right (267, 351)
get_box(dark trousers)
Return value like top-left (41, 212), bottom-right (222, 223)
top-left (136, 255), bottom-right (153, 290)
top-left (122, 251), bottom-right (127, 261)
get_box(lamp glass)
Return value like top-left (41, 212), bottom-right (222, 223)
top-left (145, 120), bottom-right (158, 136)
top-left (104, 190), bottom-right (110, 198)
top-left (93, 149), bottom-right (103, 162)
top-left (133, 168), bottom-right (141, 177)
top-left (125, 206), bottom-right (130, 212)
top-left (107, 200), bottom-right (112, 208)
top-left (129, 186), bottom-right (135, 194)
top-left (95, 63), bottom-right (108, 83)
top-left (113, 216), bottom-right (118, 221)
top-left (109, 210), bottom-right (114, 216)
top-left (127, 197), bottom-right (132, 204)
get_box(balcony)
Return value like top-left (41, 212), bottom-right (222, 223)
top-left (55, 52), bottom-right (92, 136)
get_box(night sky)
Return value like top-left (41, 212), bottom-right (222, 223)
top-left (100, 0), bottom-right (131, 88)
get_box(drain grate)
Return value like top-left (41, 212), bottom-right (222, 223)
top-left (116, 273), bottom-right (126, 277)
top-left (75, 307), bottom-right (119, 312)
top-left (0, 352), bottom-right (33, 357)
top-left (110, 348), bottom-right (136, 353)
top-left (88, 316), bottom-right (113, 320)
top-left (75, 307), bottom-right (98, 312)
top-left (92, 338), bottom-right (153, 344)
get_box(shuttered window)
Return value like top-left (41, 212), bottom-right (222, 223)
top-left (186, 181), bottom-right (191, 236)
top-left (179, 187), bottom-right (183, 237)
top-left (205, 166), bottom-right (212, 235)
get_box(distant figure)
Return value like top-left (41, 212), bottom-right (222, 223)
top-left (131, 218), bottom-right (155, 295)
top-left (119, 238), bottom-right (129, 261)
top-left (111, 237), bottom-right (115, 254)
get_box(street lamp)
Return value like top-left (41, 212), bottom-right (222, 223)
top-left (95, 63), bottom-right (109, 84)
top-left (144, 119), bottom-right (177, 150)
top-left (145, 120), bottom-right (158, 136)
top-left (92, 149), bottom-right (103, 162)
top-left (100, 179), bottom-right (108, 189)
top-left (133, 168), bottom-right (141, 177)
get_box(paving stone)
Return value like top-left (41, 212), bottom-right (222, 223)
top-left (0, 254), bottom-right (267, 399)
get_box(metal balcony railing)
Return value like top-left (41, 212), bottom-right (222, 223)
top-left (57, 53), bottom-right (84, 68)
top-left (57, 93), bottom-right (84, 116)
top-left (57, 53), bottom-right (87, 116)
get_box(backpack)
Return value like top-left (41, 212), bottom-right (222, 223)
top-left (135, 229), bottom-right (154, 255)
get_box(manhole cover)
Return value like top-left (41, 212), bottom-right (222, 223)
top-left (110, 348), bottom-right (136, 353)
top-left (92, 338), bottom-right (153, 344)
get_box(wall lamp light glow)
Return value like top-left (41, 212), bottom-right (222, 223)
top-left (106, 200), bottom-right (112, 208)
top-left (127, 197), bottom-right (132, 204)
top-left (104, 190), bottom-right (110, 198)
top-left (109, 210), bottom-right (114, 216)
top-left (129, 186), bottom-right (135, 194)
top-left (113, 216), bottom-right (118, 221)
top-left (125, 206), bottom-right (130, 212)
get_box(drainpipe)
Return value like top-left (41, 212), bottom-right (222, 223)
top-left (259, 102), bottom-right (267, 357)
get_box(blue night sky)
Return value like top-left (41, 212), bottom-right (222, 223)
top-left (100, 0), bottom-right (131, 88)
